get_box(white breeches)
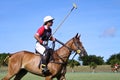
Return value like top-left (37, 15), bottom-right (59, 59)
top-left (35, 42), bottom-right (46, 55)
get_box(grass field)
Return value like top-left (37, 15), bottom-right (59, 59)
top-left (0, 72), bottom-right (120, 80)
top-left (0, 66), bottom-right (120, 80)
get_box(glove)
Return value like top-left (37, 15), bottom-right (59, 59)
top-left (39, 39), bottom-right (43, 44)
top-left (42, 41), bottom-right (48, 46)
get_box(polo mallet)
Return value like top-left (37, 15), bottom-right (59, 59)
top-left (52, 3), bottom-right (77, 35)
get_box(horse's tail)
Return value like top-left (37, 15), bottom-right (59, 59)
top-left (4, 54), bottom-right (12, 65)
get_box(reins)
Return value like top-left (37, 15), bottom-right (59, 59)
top-left (50, 38), bottom-right (80, 64)
top-left (55, 38), bottom-right (73, 52)
top-left (50, 38), bottom-right (72, 64)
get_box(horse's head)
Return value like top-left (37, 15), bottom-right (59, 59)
top-left (71, 33), bottom-right (88, 57)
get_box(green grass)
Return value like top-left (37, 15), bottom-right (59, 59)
top-left (67, 65), bottom-right (113, 72)
top-left (1, 72), bottom-right (120, 80)
top-left (66, 72), bottom-right (120, 80)
top-left (0, 65), bottom-right (120, 80)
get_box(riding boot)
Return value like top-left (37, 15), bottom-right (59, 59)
top-left (41, 51), bottom-right (49, 74)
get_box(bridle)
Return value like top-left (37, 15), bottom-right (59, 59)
top-left (72, 37), bottom-right (82, 54)
top-left (53, 38), bottom-right (83, 64)
top-left (71, 38), bottom-right (82, 60)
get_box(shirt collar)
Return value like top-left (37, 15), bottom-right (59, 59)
top-left (44, 25), bottom-right (48, 29)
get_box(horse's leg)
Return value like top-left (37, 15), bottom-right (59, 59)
top-left (2, 68), bottom-right (20, 80)
top-left (2, 67), bottom-right (21, 80)
top-left (2, 59), bottom-right (21, 80)
top-left (14, 69), bottom-right (28, 80)
top-left (57, 75), bottom-right (66, 80)
top-left (2, 66), bottom-right (16, 80)
top-left (1, 73), bottom-right (14, 80)
top-left (45, 76), bottom-right (53, 80)
top-left (57, 66), bottom-right (66, 80)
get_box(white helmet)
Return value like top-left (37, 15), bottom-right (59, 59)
top-left (43, 16), bottom-right (54, 23)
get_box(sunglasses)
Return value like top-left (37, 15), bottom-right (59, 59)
top-left (48, 20), bottom-right (53, 23)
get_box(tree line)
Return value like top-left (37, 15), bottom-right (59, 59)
top-left (0, 52), bottom-right (120, 67)
top-left (0, 53), bottom-right (9, 67)
top-left (79, 52), bottom-right (120, 67)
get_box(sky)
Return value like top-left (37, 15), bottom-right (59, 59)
top-left (0, 0), bottom-right (120, 61)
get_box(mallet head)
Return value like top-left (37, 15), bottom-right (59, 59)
top-left (73, 3), bottom-right (77, 9)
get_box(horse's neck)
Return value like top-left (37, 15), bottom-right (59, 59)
top-left (55, 40), bottom-right (73, 62)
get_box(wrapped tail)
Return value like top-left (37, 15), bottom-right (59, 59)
top-left (4, 54), bottom-right (12, 65)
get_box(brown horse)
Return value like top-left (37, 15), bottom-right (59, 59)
top-left (2, 34), bottom-right (87, 80)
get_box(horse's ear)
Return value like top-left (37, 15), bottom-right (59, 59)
top-left (75, 33), bottom-right (81, 39)
top-left (78, 34), bottom-right (81, 39)
top-left (75, 33), bottom-right (79, 38)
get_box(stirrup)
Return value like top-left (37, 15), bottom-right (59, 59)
top-left (41, 64), bottom-right (49, 74)
top-left (41, 64), bottom-right (46, 69)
